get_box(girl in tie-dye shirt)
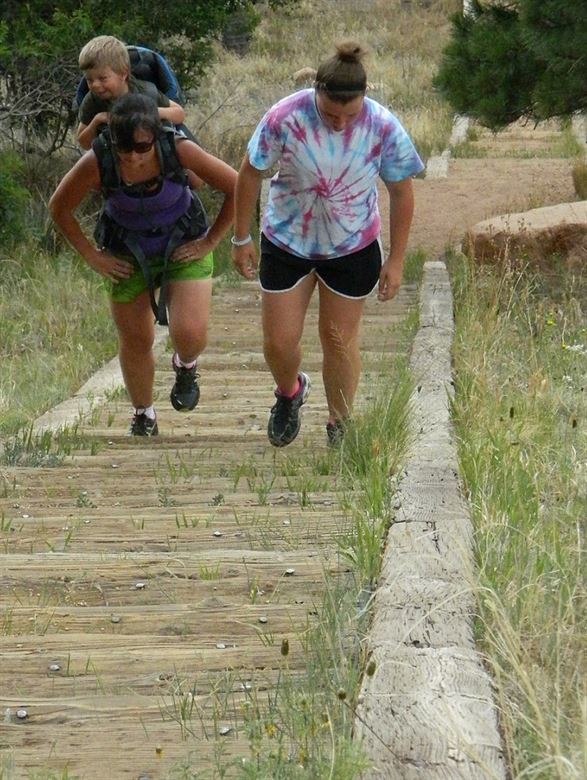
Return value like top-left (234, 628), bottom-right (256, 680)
top-left (232, 41), bottom-right (424, 448)
top-left (248, 87), bottom-right (422, 259)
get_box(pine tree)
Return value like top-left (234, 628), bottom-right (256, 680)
top-left (521, 0), bottom-right (587, 118)
top-left (434, 0), bottom-right (587, 130)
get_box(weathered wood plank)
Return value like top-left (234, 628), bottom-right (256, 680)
top-left (0, 281), bottom-right (425, 777)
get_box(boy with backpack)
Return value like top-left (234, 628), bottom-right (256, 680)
top-left (76, 35), bottom-right (186, 150)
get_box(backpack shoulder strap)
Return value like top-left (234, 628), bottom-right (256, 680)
top-left (91, 129), bottom-right (121, 196)
top-left (156, 127), bottom-right (189, 186)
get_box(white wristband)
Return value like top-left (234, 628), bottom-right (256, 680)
top-left (231, 233), bottom-right (253, 247)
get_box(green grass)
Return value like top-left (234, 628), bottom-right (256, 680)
top-left (402, 247), bottom-right (427, 286)
top-left (335, 364), bottom-right (414, 591)
top-left (451, 121), bottom-right (583, 160)
top-left (212, 581), bottom-right (374, 779)
top-left (572, 156), bottom-right (587, 199)
top-left (448, 251), bottom-right (586, 780)
top-left (0, 243), bottom-right (117, 435)
top-left (0, 423), bottom-right (103, 467)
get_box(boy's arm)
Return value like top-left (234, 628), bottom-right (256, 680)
top-left (77, 92), bottom-right (109, 149)
top-left (157, 98), bottom-right (185, 126)
top-left (140, 82), bottom-right (185, 127)
top-left (77, 113), bottom-right (109, 150)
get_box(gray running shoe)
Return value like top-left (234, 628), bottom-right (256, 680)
top-left (326, 419), bottom-right (346, 447)
top-left (267, 372), bottom-right (311, 447)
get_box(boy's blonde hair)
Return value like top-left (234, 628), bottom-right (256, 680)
top-left (79, 35), bottom-right (130, 74)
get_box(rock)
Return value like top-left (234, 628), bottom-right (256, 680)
top-left (463, 201), bottom-right (587, 268)
top-left (293, 67), bottom-right (317, 87)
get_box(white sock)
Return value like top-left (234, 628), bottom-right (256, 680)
top-left (173, 353), bottom-right (197, 370)
top-left (135, 405), bottom-right (156, 420)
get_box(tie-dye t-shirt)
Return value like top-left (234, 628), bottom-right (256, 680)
top-left (247, 89), bottom-right (424, 259)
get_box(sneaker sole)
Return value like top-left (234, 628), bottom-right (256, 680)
top-left (268, 419), bottom-right (302, 447)
top-left (129, 426), bottom-right (159, 437)
top-left (170, 393), bottom-right (199, 412)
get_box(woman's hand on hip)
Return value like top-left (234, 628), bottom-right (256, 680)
top-left (87, 250), bottom-right (134, 282)
top-left (171, 234), bottom-right (213, 263)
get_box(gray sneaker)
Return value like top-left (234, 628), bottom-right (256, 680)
top-left (267, 372), bottom-right (311, 447)
top-left (326, 419), bottom-right (346, 447)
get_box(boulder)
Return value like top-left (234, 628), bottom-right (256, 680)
top-left (464, 201), bottom-right (587, 267)
top-left (293, 67), bottom-right (317, 87)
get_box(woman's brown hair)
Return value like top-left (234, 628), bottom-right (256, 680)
top-left (314, 41), bottom-right (368, 104)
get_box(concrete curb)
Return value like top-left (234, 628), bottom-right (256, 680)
top-left (30, 326), bottom-right (168, 435)
top-left (571, 113), bottom-right (586, 150)
top-left (355, 260), bottom-right (506, 779)
top-left (425, 114), bottom-right (470, 180)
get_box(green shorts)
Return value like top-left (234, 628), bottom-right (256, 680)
top-left (107, 251), bottom-right (214, 303)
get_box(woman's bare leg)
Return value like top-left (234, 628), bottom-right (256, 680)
top-left (317, 282), bottom-right (366, 423)
top-left (110, 292), bottom-right (156, 408)
top-left (261, 274), bottom-right (316, 394)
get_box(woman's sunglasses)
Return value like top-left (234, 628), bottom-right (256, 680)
top-left (112, 139), bottom-right (156, 154)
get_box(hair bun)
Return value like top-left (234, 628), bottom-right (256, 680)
top-left (336, 40), bottom-right (366, 64)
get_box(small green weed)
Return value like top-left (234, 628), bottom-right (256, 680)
top-left (199, 563), bottom-right (222, 581)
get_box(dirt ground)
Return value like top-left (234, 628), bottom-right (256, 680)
top-left (407, 157), bottom-right (577, 257)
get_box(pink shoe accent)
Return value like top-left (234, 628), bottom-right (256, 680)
top-left (277, 378), bottom-right (301, 399)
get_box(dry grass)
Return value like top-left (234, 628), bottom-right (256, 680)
top-left (450, 253), bottom-right (587, 779)
top-left (187, 0), bottom-right (461, 167)
top-left (572, 156), bottom-right (587, 199)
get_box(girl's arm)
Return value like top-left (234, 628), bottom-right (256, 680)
top-left (49, 152), bottom-right (134, 281)
top-left (230, 154), bottom-right (263, 279)
top-left (171, 141), bottom-right (238, 262)
top-left (378, 177), bottom-right (415, 301)
top-left (77, 113), bottom-right (109, 150)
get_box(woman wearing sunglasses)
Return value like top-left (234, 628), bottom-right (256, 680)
top-left (50, 93), bottom-right (237, 436)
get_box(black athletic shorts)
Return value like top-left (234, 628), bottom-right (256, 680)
top-left (259, 233), bottom-right (382, 299)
